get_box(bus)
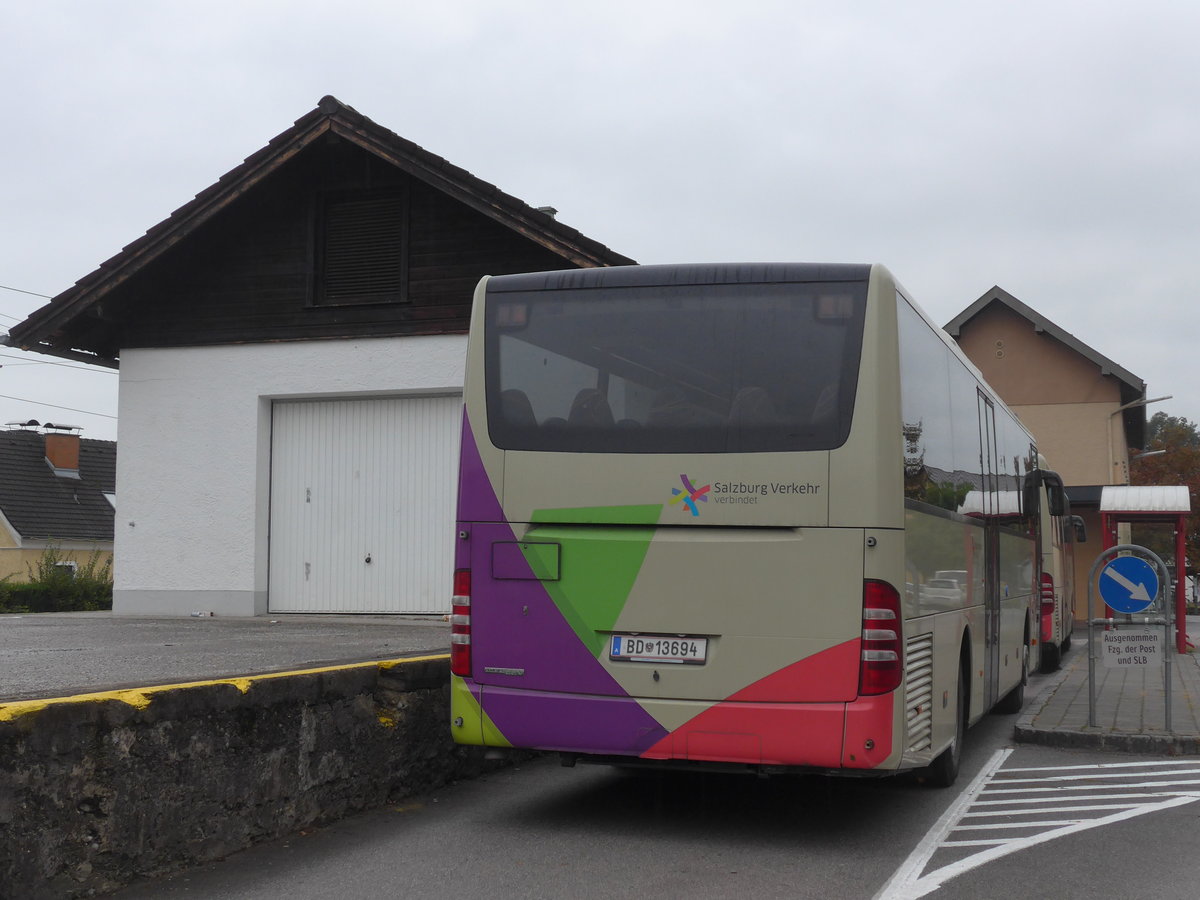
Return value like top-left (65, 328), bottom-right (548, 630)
top-left (1034, 464), bottom-right (1083, 672)
top-left (450, 263), bottom-right (1046, 787)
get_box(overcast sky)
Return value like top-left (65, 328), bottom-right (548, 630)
top-left (2, 1), bottom-right (1197, 444)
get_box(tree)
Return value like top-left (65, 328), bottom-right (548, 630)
top-left (1130, 412), bottom-right (1200, 573)
top-left (1144, 411), bottom-right (1200, 450)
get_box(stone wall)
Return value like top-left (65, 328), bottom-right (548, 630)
top-left (0, 654), bottom-right (489, 897)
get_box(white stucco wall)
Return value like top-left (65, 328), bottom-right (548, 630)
top-left (113, 335), bottom-right (466, 616)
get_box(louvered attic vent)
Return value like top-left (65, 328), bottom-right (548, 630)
top-left (317, 192), bottom-right (409, 305)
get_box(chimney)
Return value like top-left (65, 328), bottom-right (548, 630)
top-left (43, 423), bottom-right (82, 479)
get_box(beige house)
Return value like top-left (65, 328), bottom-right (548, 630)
top-left (0, 426), bottom-right (115, 583)
top-left (946, 286), bottom-right (1149, 620)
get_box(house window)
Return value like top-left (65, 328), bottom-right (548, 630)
top-left (314, 189), bottom-right (409, 306)
top-left (54, 561), bottom-right (78, 579)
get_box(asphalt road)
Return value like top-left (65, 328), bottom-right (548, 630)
top-left (109, 698), bottom-right (1021, 898)
top-left (109, 660), bottom-right (1200, 900)
top-left (0, 612), bottom-right (450, 702)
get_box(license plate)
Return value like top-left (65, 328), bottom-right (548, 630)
top-left (609, 634), bottom-right (707, 664)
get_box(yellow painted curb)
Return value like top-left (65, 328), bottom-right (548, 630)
top-left (0, 653), bottom-right (450, 723)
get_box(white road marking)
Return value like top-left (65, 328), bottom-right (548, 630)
top-left (983, 768), bottom-right (1200, 783)
top-left (981, 777), bottom-right (1200, 794)
top-left (871, 749), bottom-right (1011, 900)
top-left (949, 820), bottom-right (1089, 831)
top-left (964, 806), bottom-right (1142, 820)
top-left (874, 752), bottom-right (1200, 899)
top-left (1002, 759), bottom-right (1200, 772)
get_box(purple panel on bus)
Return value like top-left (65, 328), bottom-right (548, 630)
top-left (480, 685), bottom-right (668, 755)
top-left (458, 413), bottom-right (642, 698)
top-left (469, 522), bottom-right (631, 697)
top-left (457, 413), bottom-right (506, 525)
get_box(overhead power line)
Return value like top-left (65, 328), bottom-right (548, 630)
top-left (0, 352), bottom-right (117, 373)
top-left (0, 283), bottom-right (54, 323)
top-left (0, 283), bottom-right (52, 300)
top-left (0, 393), bottom-right (116, 420)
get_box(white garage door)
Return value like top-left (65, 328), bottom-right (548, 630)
top-left (268, 396), bottom-right (460, 613)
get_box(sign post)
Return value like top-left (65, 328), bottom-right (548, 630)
top-left (1087, 544), bottom-right (1174, 730)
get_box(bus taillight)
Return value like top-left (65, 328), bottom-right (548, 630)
top-left (860, 580), bottom-right (902, 696)
top-left (451, 569), bottom-right (472, 677)
top-left (1039, 572), bottom-right (1055, 642)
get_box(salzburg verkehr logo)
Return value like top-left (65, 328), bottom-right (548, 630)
top-left (670, 474), bottom-right (711, 517)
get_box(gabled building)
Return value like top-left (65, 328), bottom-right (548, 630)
top-left (7, 97), bottom-right (634, 616)
top-left (946, 286), bottom-right (1149, 619)
top-left (0, 425), bottom-right (115, 581)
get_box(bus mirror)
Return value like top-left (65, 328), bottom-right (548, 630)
top-left (1022, 472), bottom-right (1040, 518)
top-left (1070, 515), bottom-right (1087, 543)
top-left (1041, 470), bottom-right (1066, 517)
top-left (1048, 485), bottom-right (1066, 517)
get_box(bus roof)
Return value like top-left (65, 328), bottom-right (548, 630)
top-left (486, 262), bottom-right (874, 293)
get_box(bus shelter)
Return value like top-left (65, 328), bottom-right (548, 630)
top-left (1099, 485), bottom-right (1191, 653)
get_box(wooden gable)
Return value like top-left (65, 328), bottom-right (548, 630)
top-left (9, 96), bottom-right (635, 365)
top-left (115, 138), bottom-right (590, 349)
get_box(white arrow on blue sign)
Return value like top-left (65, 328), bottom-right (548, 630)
top-left (1099, 556), bottom-right (1159, 614)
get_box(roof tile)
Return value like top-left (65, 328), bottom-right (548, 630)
top-left (0, 431), bottom-right (116, 543)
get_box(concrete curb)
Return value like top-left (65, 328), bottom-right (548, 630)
top-left (1013, 653), bottom-right (1077, 737)
top-left (1013, 646), bottom-right (1200, 755)
top-left (1013, 722), bottom-right (1200, 755)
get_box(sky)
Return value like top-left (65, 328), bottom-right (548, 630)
top-left (2, 0), bottom-right (1198, 444)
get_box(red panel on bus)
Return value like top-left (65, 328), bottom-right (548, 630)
top-left (731, 638), bottom-right (860, 702)
top-left (640, 639), bottom-right (874, 768)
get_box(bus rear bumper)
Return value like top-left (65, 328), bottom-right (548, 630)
top-left (452, 676), bottom-right (897, 772)
top-left (639, 693), bottom-right (895, 771)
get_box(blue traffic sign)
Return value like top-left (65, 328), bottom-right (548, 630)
top-left (1099, 556), bottom-right (1159, 614)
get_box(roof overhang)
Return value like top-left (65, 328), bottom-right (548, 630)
top-left (1100, 484), bottom-right (1191, 514)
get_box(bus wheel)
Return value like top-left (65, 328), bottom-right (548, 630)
top-left (995, 639), bottom-right (1027, 714)
top-left (922, 667), bottom-right (965, 788)
top-left (1039, 640), bottom-right (1061, 673)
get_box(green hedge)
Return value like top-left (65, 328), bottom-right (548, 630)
top-left (0, 579), bottom-right (113, 613)
top-left (0, 546), bottom-right (113, 614)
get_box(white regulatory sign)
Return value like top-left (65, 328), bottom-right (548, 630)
top-left (1101, 630), bottom-right (1161, 668)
